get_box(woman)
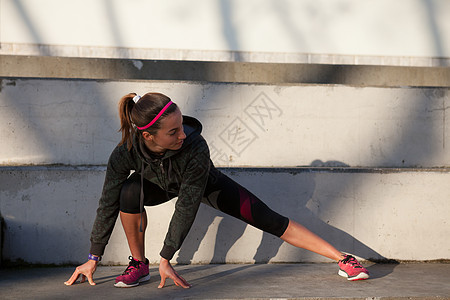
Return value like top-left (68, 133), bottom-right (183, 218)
top-left (65, 92), bottom-right (369, 288)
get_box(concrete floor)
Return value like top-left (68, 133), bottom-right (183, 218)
top-left (1, 263), bottom-right (449, 299)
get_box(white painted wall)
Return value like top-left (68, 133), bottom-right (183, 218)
top-left (1, 0), bottom-right (449, 63)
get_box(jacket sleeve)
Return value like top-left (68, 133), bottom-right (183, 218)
top-left (160, 138), bottom-right (210, 260)
top-left (89, 145), bottom-right (135, 256)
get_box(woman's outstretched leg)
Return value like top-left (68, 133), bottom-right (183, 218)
top-left (203, 169), bottom-right (369, 280)
top-left (280, 219), bottom-right (344, 261)
top-left (280, 219), bottom-right (369, 280)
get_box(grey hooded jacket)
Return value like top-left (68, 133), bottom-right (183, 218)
top-left (89, 116), bottom-right (210, 260)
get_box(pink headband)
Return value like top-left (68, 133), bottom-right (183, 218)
top-left (136, 101), bottom-right (173, 130)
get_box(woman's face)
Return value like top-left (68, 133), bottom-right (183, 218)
top-left (143, 107), bottom-right (186, 154)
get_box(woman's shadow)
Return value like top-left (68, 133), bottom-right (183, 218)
top-left (176, 161), bottom-right (398, 279)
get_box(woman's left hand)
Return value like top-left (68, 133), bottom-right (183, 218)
top-left (158, 258), bottom-right (191, 289)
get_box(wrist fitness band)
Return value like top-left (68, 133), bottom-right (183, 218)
top-left (88, 254), bottom-right (101, 262)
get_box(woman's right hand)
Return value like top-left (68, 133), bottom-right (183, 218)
top-left (64, 260), bottom-right (98, 286)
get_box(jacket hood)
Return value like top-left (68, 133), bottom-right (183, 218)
top-left (133, 115), bottom-right (203, 164)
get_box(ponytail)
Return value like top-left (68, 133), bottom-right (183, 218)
top-left (118, 93), bottom-right (137, 151)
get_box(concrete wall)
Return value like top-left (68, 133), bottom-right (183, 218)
top-left (1, 0), bottom-right (450, 65)
top-left (0, 78), bottom-right (449, 168)
top-left (0, 72), bottom-right (449, 264)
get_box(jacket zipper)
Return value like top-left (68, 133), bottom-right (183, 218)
top-left (159, 159), bottom-right (168, 190)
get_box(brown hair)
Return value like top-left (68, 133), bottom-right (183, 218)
top-left (118, 92), bottom-right (178, 150)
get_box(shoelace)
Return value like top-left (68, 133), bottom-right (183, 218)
top-left (341, 255), bottom-right (363, 269)
top-left (122, 256), bottom-right (141, 275)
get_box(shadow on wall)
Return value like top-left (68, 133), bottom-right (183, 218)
top-left (0, 212), bottom-right (4, 265)
top-left (0, 216), bottom-right (90, 266)
top-left (422, 0), bottom-right (449, 66)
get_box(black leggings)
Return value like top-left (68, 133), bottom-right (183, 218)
top-left (120, 168), bottom-right (290, 238)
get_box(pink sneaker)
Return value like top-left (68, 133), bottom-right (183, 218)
top-left (338, 254), bottom-right (370, 281)
top-left (114, 256), bottom-right (150, 288)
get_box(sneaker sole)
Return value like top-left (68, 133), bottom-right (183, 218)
top-left (114, 274), bottom-right (151, 288)
top-left (338, 269), bottom-right (369, 281)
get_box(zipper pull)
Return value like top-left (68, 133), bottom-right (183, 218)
top-left (160, 160), bottom-right (165, 174)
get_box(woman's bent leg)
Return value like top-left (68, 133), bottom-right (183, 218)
top-left (120, 210), bottom-right (147, 262)
top-left (119, 172), bottom-right (171, 261)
